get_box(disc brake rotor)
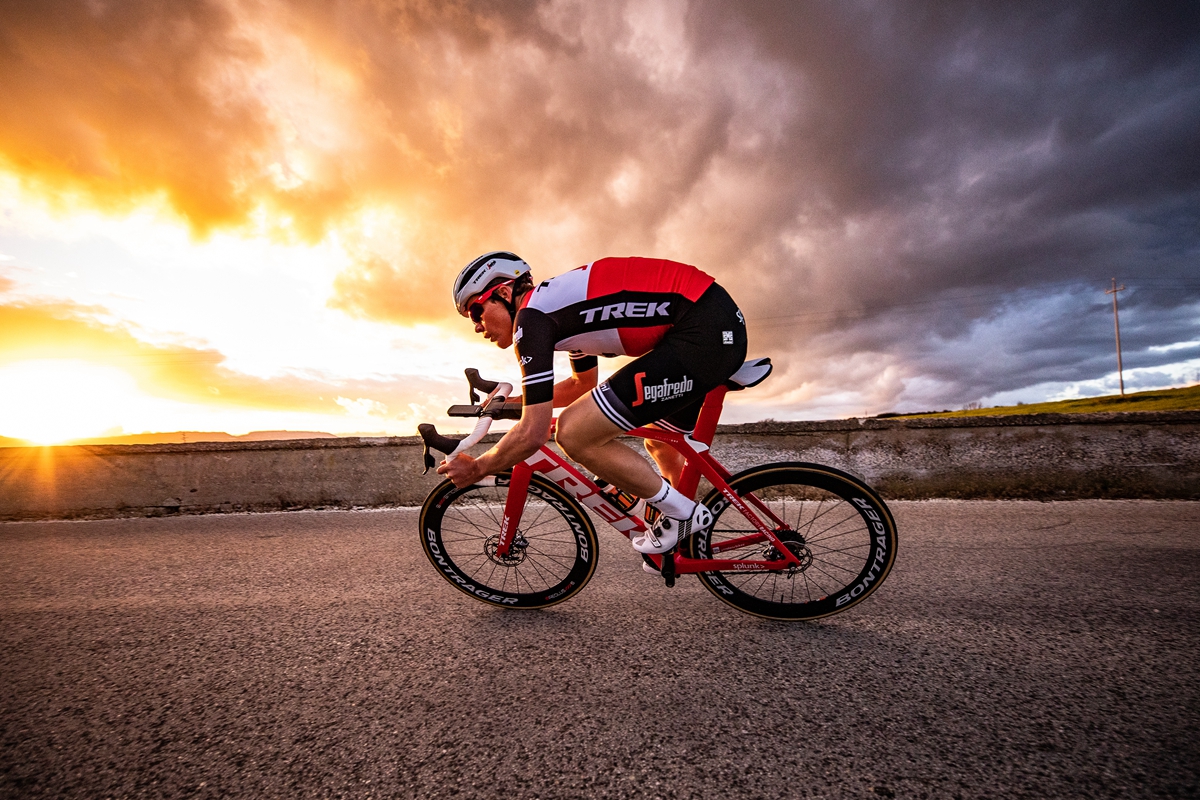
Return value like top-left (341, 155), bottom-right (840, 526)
top-left (762, 533), bottom-right (814, 573)
top-left (485, 533), bottom-right (528, 566)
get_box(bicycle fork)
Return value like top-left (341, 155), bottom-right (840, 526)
top-left (495, 464), bottom-right (533, 559)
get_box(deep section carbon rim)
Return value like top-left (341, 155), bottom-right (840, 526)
top-left (689, 463), bottom-right (897, 620)
top-left (419, 474), bottom-right (598, 609)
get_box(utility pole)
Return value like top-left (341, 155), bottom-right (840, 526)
top-left (1105, 278), bottom-right (1126, 396)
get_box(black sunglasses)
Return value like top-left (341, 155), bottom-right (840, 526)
top-left (467, 281), bottom-right (511, 323)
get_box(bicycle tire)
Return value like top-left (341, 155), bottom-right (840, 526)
top-left (419, 473), bottom-right (599, 609)
top-left (686, 462), bottom-right (897, 620)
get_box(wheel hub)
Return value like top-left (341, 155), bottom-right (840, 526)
top-left (485, 533), bottom-right (528, 566)
top-left (782, 540), bottom-right (814, 573)
top-left (763, 532), bottom-right (813, 573)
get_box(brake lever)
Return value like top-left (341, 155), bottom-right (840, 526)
top-left (417, 423), bottom-right (465, 475)
top-left (465, 368), bottom-right (500, 404)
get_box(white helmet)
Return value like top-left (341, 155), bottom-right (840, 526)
top-left (452, 251), bottom-right (531, 315)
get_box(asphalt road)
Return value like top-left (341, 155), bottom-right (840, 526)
top-left (2, 501), bottom-right (1198, 799)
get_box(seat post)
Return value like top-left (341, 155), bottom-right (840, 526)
top-left (674, 385), bottom-right (727, 501)
top-left (692, 385), bottom-right (728, 447)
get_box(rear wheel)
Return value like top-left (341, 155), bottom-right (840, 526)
top-left (687, 463), bottom-right (897, 620)
top-left (419, 473), bottom-right (598, 609)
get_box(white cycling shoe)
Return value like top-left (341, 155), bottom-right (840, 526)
top-left (630, 503), bottom-right (713, 555)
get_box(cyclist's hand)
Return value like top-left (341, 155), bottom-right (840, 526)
top-left (437, 453), bottom-right (481, 488)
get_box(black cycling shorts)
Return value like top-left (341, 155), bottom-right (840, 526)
top-left (591, 283), bottom-right (747, 433)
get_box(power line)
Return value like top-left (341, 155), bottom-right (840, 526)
top-left (1105, 278), bottom-right (1127, 396)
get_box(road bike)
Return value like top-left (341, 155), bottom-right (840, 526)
top-left (417, 360), bottom-right (897, 620)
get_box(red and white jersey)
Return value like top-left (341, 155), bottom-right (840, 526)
top-left (513, 257), bottom-right (715, 404)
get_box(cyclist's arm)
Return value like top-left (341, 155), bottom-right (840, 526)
top-left (438, 401), bottom-right (552, 487)
top-left (437, 400), bottom-right (553, 488)
top-left (440, 306), bottom-right (559, 488)
top-left (553, 366), bottom-right (597, 407)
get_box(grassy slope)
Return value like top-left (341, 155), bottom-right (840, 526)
top-left (898, 384), bottom-right (1200, 419)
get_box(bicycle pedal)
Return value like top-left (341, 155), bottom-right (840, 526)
top-left (661, 548), bottom-right (677, 588)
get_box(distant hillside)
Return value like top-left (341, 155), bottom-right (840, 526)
top-left (0, 430), bottom-right (341, 447)
top-left (888, 384), bottom-right (1200, 419)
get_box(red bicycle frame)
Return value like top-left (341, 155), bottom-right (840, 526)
top-left (492, 385), bottom-right (805, 573)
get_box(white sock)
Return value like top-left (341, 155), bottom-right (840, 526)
top-left (646, 479), bottom-right (696, 520)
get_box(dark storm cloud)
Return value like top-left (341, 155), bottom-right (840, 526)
top-left (673, 1), bottom-right (1200, 410)
top-left (2, 0), bottom-right (1197, 412)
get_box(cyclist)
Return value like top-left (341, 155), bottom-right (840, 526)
top-left (439, 252), bottom-right (747, 555)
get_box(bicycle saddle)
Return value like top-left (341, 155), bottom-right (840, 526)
top-left (726, 357), bottom-right (772, 391)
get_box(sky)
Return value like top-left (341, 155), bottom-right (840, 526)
top-left (1, 0), bottom-right (1198, 444)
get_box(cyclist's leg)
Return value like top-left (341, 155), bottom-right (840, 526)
top-left (633, 282), bottom-right (747, 488)
top-left (562, 282), bottom-right (747, 553)
top-left (642, 401), bottom-right (702, 486)
top-left (561, 344), bottom-right (714, 495)
top-left (555, 399), bottom-right (665, 498)
top-left (643, 427), bottom-right (685, 486)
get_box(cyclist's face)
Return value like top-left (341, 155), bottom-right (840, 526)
top-left (470, 286), bottom-right (514, 348)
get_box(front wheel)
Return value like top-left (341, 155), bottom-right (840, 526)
top-left (419, 473), bottom-right (599, 609)
top-left (687, 463), bottom-right (897, 620)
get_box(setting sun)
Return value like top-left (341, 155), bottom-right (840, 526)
top-left (0, 359), bottom-right (140, 444)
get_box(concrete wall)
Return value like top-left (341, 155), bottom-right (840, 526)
top-left (716, 411), bottom-right (1200, 500)
top-left (1, 411), bottom-right (1197, 521)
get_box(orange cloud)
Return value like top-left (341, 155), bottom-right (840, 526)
top-left (329, 252), bottom-right (443, 324)
top-left (0, 300), bottom-right (326, 412)
top-left (0, 297), bottom-right (467, 434)
top-left (0, 0), bottom-right (518, 245)
top-left (0, 0), bottom-right (273, 233)
top-left (0, 1), bottom-right (781, 303)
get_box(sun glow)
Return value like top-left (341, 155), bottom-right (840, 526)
top-left (0, 359), bottom-right (143, 444)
